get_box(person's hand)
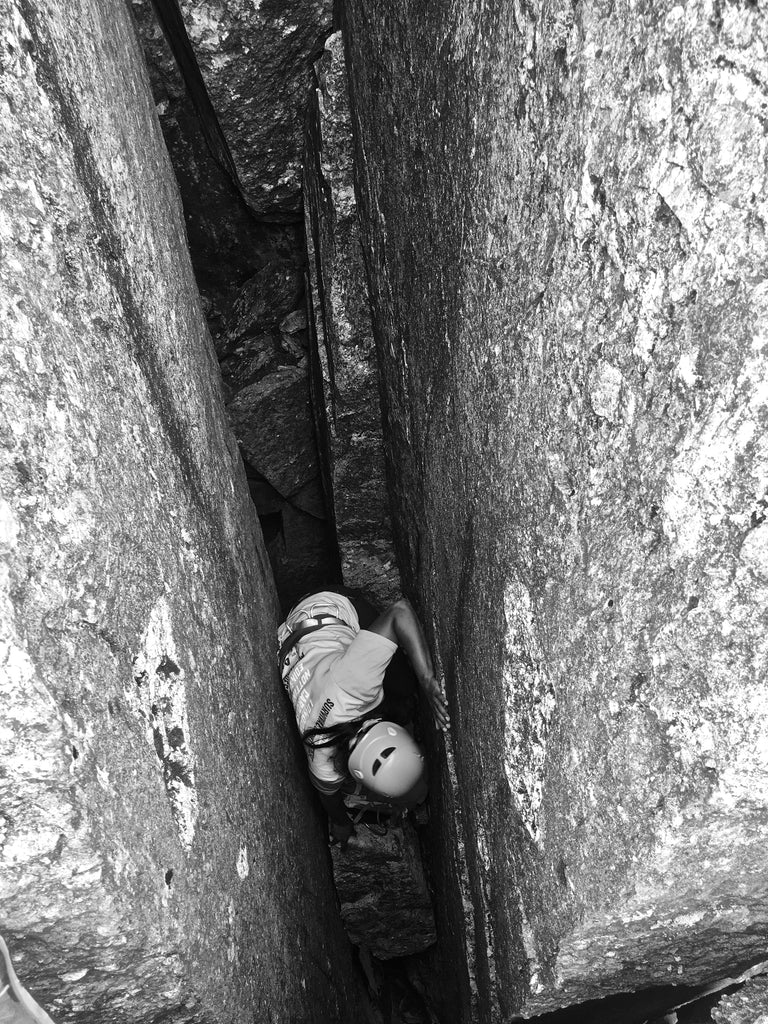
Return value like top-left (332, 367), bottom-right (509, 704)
top-left (329, 819), bottom-right (355, 850)
top-left (421, 675), bottom-right (450, 732)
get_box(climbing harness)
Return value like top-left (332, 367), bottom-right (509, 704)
top-left (278, 613), bottom-right (350, 673)
top-left (345, 793), bottom-right (405, 836)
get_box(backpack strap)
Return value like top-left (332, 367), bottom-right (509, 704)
top-left (278, 614), bottom-right (349, 670)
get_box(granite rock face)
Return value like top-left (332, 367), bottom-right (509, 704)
top-left (0, 2), bottom-right (369, 1021)
top-left (304, 32), bottom-right (400, 606)
top-left (342, 0), bottom-right (768, 1020)
top-left (131, 0), bottom-right (340, 610)
top-left (713, 974), bottom-right (768, 1024)
top-left (132, 0), bottom-right (333, 219)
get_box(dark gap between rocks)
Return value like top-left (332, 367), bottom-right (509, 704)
top-left (522, 973), bottom-right (756, 1024)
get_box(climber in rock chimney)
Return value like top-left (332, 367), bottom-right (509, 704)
top-left (277, 589), bottom-right (450, 848)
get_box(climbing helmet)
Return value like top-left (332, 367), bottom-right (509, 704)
top-left (347, 720), bottom-right (425, 799)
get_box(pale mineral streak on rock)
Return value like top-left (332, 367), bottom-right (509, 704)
top-left (235, 843), bottom-right (249, 880)
top-left (502, 579), bottom-right (556, 844)
top-left (129, 598), bottom-right (199, 852)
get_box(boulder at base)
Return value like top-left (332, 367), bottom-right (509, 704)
top-left (713, 974), bottom-right (768, 1024)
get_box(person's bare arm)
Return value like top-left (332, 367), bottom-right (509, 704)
top-left (367, 598), bottom-right (450, 731)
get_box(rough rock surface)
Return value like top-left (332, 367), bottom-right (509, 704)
top-left (304, 32), bottom-right (400, 606)
top-left (132, 0), bottom-right (333, 218)
top-left (217, 263), bottom-right (340, 611)
top-left (331, 824), bottom-right (436, 960)
top-left (0, 2), bottom-right (370, 1021)
top-left (713, 974), bottom-right (768, 1024)
top-left (132, 0), bottom-right (340, 609)
top-left (342, 0), bottom-right (768, 1020)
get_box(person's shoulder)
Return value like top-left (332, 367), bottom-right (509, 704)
top-left (286, 591), bottom-right (359, 629)
top-left (356, 628), bottom-right (397, 650)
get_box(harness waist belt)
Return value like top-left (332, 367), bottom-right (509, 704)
top-left (278, 614), bottom-right (349, 668)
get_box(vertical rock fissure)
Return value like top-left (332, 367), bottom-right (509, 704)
top-left (133, 0), bottom-right (347, 611)
top-left (132, 7), bottom-right (444, 1016)
top-left (146, 0), bottom-right (245, 209)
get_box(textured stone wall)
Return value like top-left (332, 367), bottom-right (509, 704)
top-left (714, 974), bottom-right (768, 1024)
top-left (131, 0), bottom-right (340, 611)
top-left (164, 0), bottom-right (332, 215)
top-left (132, 0), bottom-right (333, 220)
top-left (342, 0), bottom-right (768, 1019)
top-left (304, 32), bottom-right (400, 605)
top-left (0, 2), bottom-right (369, 1021)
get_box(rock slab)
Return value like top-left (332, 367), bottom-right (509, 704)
top-left (0, 2), bottom-right (369, 1021)
top-left (342, 0), bottom-right (768, 1020)
top-left (133, 0), bottom-right (334, 218)
top-left (331, 824), bottom-right (436, 960)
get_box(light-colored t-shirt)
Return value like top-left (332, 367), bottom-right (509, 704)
top-left (278, 591), bottom-right (397, 794)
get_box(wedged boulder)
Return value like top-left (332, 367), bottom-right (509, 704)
top-left (129, 0), bottom-right (278, 334)
top-left (331, 825), bottom-right (436, 960)
top-left (0, 2), bottom-right (369, 1021)
top-left (132, 0), bottom-right (333, 219)
top-left (129, 0), bottom-right (320, 365)
top-left (228, 365), bottom-right (318, 499)
top-left (342, 0), bottom-right (768, 1020)
top-left (304, 31), bottom-right (400, 606)
top-left (174, 0), bottom-right (332, 214)
top-left (216, 262), bottom-right (306, 368)
top-left (219, 262), bottom-right (338, 611)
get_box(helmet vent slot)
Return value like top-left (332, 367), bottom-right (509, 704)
top-left (371, 747), bottom-right (395, 776)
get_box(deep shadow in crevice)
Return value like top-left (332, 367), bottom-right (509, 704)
top-left (520, 974), bottom-right (755, 1024)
